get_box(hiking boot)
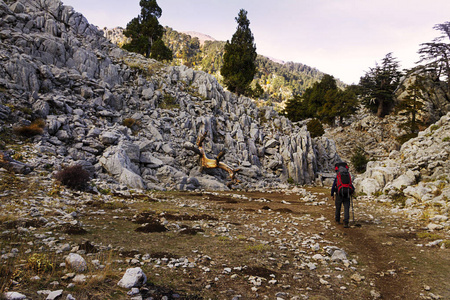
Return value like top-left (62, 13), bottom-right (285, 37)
top-left (343, 223), bottom-right (349, 228)
top-left (335, 219), bottom-right (341, 224)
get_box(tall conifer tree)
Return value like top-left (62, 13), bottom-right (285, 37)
top-left (359, 53), bottom-right (402, 117)
top-left (221, 9), bottom-right (257, 96)
top-left (123, 0), bottom-right (172, 60)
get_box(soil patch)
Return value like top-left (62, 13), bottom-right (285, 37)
top-left (135, 221), bottom-right (167, 233)
top-left (62, 223), bottom-right (87, 235)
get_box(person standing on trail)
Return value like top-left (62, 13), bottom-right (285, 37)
top-left (331, 162), bottom-right (354, 228)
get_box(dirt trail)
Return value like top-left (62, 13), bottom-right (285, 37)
top-left (2, 183), bottom-right (449, 299)
top-left (221, 188), bottom-right (450, 299)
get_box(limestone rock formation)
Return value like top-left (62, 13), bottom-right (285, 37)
top-left (354, 113), bottom-right (450, 216)
top-left (0, 0), bottom-right (339, 191)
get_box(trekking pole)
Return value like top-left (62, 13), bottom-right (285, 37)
top-left (351, 195), bottom-right (355, 222)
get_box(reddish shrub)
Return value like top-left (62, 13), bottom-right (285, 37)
top-left (13, 119), bottom-right (45, 137)
top-left (55, 165), bottom-right (90, 190)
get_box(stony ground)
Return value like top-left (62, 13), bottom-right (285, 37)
top-left (1, 169), bottom-right (449, 300)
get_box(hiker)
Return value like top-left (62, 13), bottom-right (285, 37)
top-left (331, 162), bottom-right (354, 228)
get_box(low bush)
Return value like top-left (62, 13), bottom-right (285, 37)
top-left (351, 146), bottom-right (369, 173)
top-left (27, 253), bottom-right (54, 274)
top-left (390, 189), bottom-right (407, 208)
top-left (55, 165), bottom-right (90, 190)
top-left (13, 119), bottom-right (45, 137)
top-left (396, 132), bottom-right (418, 145)
top-left (159, 94), bottom-right (179, 110)
top-left (122, 118), bottom-right (137, 128)
top-left (306, 118), bottom-right (324, 138)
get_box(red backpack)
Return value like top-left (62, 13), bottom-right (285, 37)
top-left (335, 162), bottom-right (354, 197)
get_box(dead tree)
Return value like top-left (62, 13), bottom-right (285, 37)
top-left (185, 131), bottom-right (240, 187)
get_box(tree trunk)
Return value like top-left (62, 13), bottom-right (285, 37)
top-left (376, 99), bottom-right (384, 118)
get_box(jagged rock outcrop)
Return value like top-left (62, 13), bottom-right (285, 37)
top-left (396, 71), bottom-right (450, 124)
top-left (0, 0), bottom-right (339, 191)
top-left (355, 113), bottom-right (450, 216)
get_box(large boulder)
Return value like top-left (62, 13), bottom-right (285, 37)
top-left (99, 146), bottom-right (145, 189)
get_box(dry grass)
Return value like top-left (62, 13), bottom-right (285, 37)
top-left (1, 179), bottom-right (449, 299)
top-left (13, 119), bottom-right (45, 138)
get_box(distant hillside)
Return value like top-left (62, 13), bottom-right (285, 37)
top-left (102, 26), bottom-right (344, 108)
top-left (182, 31), bottom-right (216, 46)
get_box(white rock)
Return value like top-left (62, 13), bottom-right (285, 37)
top-left (72, 274), bottom-right (86, 283)
top-left (312, 254), bottom-right (324, 260)
top-left (46, 290), bottom-right (63, 300)
top-left (117, 267), bottom-right (147, 289)
top-left (65, 253), bottom-right (87, 272)
top-left (4, 292), bottom-right (27, 300)
top-left (331, 249), bottom-right (348, 262)
top-left (356, 178), bottom-right (382, 195)
top-left (430, 215), bottom-right (448, 222)
top-left (427, 223), bottom-right (444, 231)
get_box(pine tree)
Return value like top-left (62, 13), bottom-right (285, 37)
top-left (221, 9), bottom-right (257, 96)
top-left (397, 76), bottom-right (426, 134)
top-left (417, 22), bottom-right (450, 96)
top-left (150, 39), bottom-right (173, 61)
top-left (359, 53), bottom-right (402, 117)
top-left (123, 0), bottom-right (172, 61)
top-left (283, 74), bottom-right (357, 125)
top-left (319, 88), bottom-right (358, 125)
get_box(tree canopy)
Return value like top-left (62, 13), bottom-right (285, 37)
top-left (417, 22), bottom-right (450, 95)
top-left (122, 0), bottom-right (172, 61)
top-left (359, 53), bottom-right (402, 117)
top-left (220, 9), bottom-right (257, 96)
top-left (283, 74), bottom-right (357, 125)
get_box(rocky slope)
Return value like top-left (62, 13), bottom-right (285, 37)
top-left (0, 0), bottom-right (339, 192)
top-left (339, 112), bottom-right (450, 234)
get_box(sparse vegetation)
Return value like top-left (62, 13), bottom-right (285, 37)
top-left (159, 94), bottom-right (179, 110)
top-left (430, 124), bottom-right (440, 132)
top-left (396, 132), bottom-right (418, 145)
top-left (390, 189), bottom-right (407, 207)
top-left (306, 118), bottom-right (324, 138)
top-left (122, 117), bottom-right (137, 128)
top-left (26, 253), bottom-right (55, 274)
top-left (13, 119), bottom-right (45, 138)
top-left (54, 165), bottom-right (90, 190)
top-left (351, 146), bottom-right (369, 173)
top-left (245, 243), bottom-right (270, 253)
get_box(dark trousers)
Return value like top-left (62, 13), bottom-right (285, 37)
top-left (335, 195), bottom-right (350, 224)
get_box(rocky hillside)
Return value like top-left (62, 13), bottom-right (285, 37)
top-left (102, 26), bottom-right (339, 106)
top-left (0, 0), bottom-right (340, 192)
top-left (355, 112), bottom-right (450, 202)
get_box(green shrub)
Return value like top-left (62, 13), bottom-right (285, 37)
top-left (390, 189), bottom-right (407, 207)
top-left (159, 94), bottom-right (179, 110)
top-left (55, 165), bottom-right (90, 190)
top-left (443, 137), bottom-right (450, 142)
top-left (396, 132), bottom-right (418, 145)
top-left (430, 125), bottom-right (439, 132)
top-left (13, 119), bottom-right (45, 137)
top-left (27, 253), bottom-right (54, 274)
top-left (351, 146), bottom-right (369, 173)
top-left (306, 119), bottom-right (324, 138)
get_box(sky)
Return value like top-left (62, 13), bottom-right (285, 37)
top-left (61, 0), bottom-right (450, 84)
